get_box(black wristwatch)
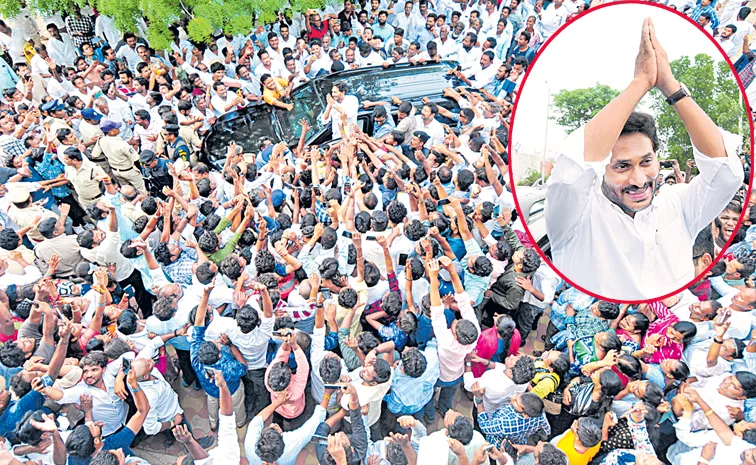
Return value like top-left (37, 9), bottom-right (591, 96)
top-left (665, 83), bottom-right (690, 106)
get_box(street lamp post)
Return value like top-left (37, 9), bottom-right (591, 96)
top-left (542, 80), bottom-right (551, 185)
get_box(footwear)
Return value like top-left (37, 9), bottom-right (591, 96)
top-left (182, 379), bottom-right (191, 388)
top-left (196, 435), bottom-right (215, 449)
top-left (193, 382), bottom-right (201, 391)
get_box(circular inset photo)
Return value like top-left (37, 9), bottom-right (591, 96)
top-left (510, 3), bottom-right (753, 302)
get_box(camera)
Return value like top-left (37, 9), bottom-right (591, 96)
top-left (659, 160), bottom-right (674, 169)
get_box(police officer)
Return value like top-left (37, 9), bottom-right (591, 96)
top-left (139, 149), bottom-right (173, 198)
top-left (92, 120), bottom-right (147, 195)
top-left (162, 124), bottom-right (191, 163)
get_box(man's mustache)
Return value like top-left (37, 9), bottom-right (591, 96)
top-left (622, 180), bottom-right (654, 194)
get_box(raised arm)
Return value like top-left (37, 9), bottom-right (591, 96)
top-left (584, 19), bottom-right (655, 163)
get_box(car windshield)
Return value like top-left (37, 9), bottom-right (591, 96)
top-left (275, 82), bottom-right (325, 143)
top-left (204, 108), bottom-right (279, 161)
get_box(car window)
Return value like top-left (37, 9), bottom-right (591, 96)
top-left (275, 83), bottom-right (324, 143)
top-left (204, 110), bottom-right (278, 161)
top-left (528, 199), bottom-right (545, 223)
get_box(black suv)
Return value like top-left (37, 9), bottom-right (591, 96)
top-left (201, 60), bottom-right (458, 168)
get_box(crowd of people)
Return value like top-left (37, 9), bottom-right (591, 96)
top-left (0, 1), bottom-right (753, 465)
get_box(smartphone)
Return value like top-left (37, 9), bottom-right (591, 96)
top-left (483, 444), bottom-right (495, 452)
top-left (344, 179), bottom-right (351, 195)
top-left (438, 198), bottom-right (451, 206)
top-left (660, 160), bottom-right (673, 168)
top-left (342, 230), bottom-right (353, 239)
top-left (398, 253), bottom-right (408, 267)
top-left (122, 358), bottom-right (131, 375)
top-left (365, 236), bottom-right (378, 241)
top-left (313, 186), bottom-right (322, 196)
top-left (716, 308), bottom-right (732, 325)
top-left (272, 330), bottom-right (288, 337)
top-left (319, 286), bottom-right (331, 299)
top-left (204, 367), bottom-right (215, 378)
top-left (323, 384), bottom-right (344, 390)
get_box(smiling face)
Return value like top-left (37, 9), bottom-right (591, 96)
top-left (601, 132), bottom-right (659, 216)
top-left (719, 374), bottom-right (745, 399)
top-left (82, 364), bottom-right (104, 386)
top-left (719, 209), bottom-right (740, 243)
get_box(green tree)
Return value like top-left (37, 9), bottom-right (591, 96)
top-left (650, 54), bottom-right (746, 164)
top-left (0, 0), bottom-right (327, 51)
top-left (550, 83), bottom-right (620, 134)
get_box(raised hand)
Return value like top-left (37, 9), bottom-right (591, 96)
top-left (634, 17), bottom-right (657, 92)
top-left (647, 17), bottom-right (677, 97)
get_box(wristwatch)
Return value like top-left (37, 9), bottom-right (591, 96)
top-left (665, 83), bottom-right (690, 106)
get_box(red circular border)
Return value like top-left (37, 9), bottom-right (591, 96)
top-left (507, 0), bottom-right (756, 305)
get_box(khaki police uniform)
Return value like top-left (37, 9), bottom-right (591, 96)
top-left (91, 135), bottom-right (147, 194)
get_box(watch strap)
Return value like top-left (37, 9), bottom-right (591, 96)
top-left (665, 85), bottom-right (689, 105)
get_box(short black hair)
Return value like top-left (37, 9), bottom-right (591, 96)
top-left (256, 427), bottom-right (285, 463)
top-left (455, 319), bottom-right (478, 345)
top-left (447, 415), bottom-right (474, 445)
top-left (736, 371), bottom-right (756, 398)
top-left (575, 417), bottom-right (602, 447)
top-left (14, 410), bottom-right (46, 446)
top-left (596, 301), bottom-right (620, 319)
top-left (621, 112), bottom-right (659, 152)
top-left (197, 341), bottom-right (220, 365)
top-left (0, 341), bottom-right (26, 367)
top-left (519, 392), bottom-right (544, 417)
top-left (338, 287), bottom-right (358, 308)
top-left (538, 443), bottom-right (568, 465)
top-left (268, 361), bottom-right (292, 391)
top-left (0, 229), bottom-right (20, 250)
top-left (402, 347), bottom-right (427, 377)
top-left (320, 356), bottom-right (342, 383)
top-left (66, 423), bottom-right (97, 458)
top-left (511, 356), bottom-right (536, 384)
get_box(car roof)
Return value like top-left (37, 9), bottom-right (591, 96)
top-left (308, 61), bottom-right (457, 103)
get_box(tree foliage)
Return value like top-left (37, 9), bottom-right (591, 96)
top-left (2, 0), bottom-right (327, 51)
top-left (550, 83), bottom-right (620, 134)
top-left (650, 54), bottom-right (746, 164)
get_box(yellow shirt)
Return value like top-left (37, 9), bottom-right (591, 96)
top-left (262, 77), bottom-right (289, 105)
top-left (556, 431), bottom-right (601, 465)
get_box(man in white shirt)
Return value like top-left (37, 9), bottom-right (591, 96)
top-left (464, 353), bottom-right (534, 412)
top-left (394, 0), bottom-right (421, 37)
top-left (414, 101), bottom-right (445, 148)
top-left (449, 32), bottom-right (483, 71)
top-left (545, 20), bottom-right (742, 300)
top-left (321, 82), bottom-right (359, 140)
top-left (227, 283), bottom-right (276, 418)
top-left (731, 7), bottom-right (755, 52)
top-left (537, 0), bottom-right (568, 39)
top-left (716, 23), bottom-right (737, 57)
top-left (433, 24), bottom-right (460, 57)
top-left (45, 24), bottom-right (77, 67)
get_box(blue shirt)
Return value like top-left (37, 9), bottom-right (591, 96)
top-left (68, 428), bottom-right (136, 465)
top-left (0, 390), bottom-right (43, 443)
top-left (190, 326), bottom-right (247, 397)
top-left (378, 323), bottom-right (409, 351)
top-left (385, 339), bottom-right (440, 414)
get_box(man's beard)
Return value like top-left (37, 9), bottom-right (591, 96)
top-left (601, 177), bottom-right (656, 215)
